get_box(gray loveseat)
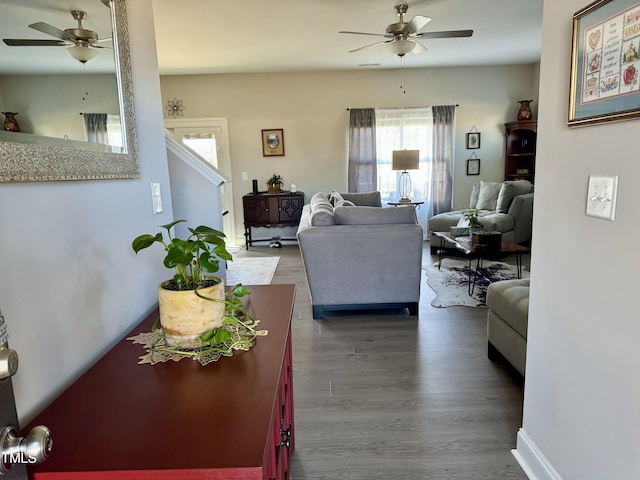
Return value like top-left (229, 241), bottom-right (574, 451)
top-left (428, 180), bottom-right (534, 253)
top-left (297, 191), bottom-right (423, 319)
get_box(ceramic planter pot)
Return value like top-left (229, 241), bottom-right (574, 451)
top-left (158, 276), bottom-right (225, 346)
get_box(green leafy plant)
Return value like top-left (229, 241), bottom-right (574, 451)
top-left (461, 208), bottom-right (484, 228)
top-left (132, 219), bottom-right (232, 290)
top-left (266, 173), bottom-right (283, 187)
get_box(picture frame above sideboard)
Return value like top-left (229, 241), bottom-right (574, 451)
top-left (261, 129), bottom-right (285, 156)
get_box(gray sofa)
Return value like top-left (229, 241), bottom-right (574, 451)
top-left (486, 278), bottom-right (529, 376)
top-left (428, 180), bottom-right (534, 253)
top-left (297, 191), bottom-right (423, 319)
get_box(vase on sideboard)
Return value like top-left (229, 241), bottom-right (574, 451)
top-left (2, 112), bottom-right (20, 132)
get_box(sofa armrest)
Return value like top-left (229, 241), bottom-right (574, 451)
top-left (297, 224), bottom-right (423, 306)
top-left (508, 193), bottom-right (534, 244)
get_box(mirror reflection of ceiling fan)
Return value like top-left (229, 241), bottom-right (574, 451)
top-left (2, 9), bottom-right (111, 64)
top-left (339, 4), bottom-right (473, 57)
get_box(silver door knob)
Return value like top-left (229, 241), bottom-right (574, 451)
top-left (0, 425), bottom-right (52, 473)
top-left (0, 348), bottom-right (18, 381)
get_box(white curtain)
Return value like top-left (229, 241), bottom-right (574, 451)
top-left (84, 113), bottom-right (123, 152)
top-left (375, 107), bottom-right (433, 234)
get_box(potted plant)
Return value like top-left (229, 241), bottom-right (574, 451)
top-left (132, 219), bottom-right (234, 346)
top-left (461, 208), bottom-right (484, 233)
top-left (266, 173), bottom-right (284, 193)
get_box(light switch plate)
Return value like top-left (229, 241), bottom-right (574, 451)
top-left (586, 175), bottom-right (618, 221)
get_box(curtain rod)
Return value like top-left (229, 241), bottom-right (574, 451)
top-left (346, 104), bottom-right (460, 110)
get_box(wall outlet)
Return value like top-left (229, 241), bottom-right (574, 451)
top-left (586, 175), bottom-right (618, 221)
top-left (242, 171), bottom-right (248, 181)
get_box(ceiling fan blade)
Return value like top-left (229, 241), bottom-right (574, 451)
top-left (339, 30), bottom-right (390, 38)
top-left (412, 41), bottom-right (427, 54)
top-left (348, 40), bottom-right (392, 53)
top-left (415, 29), bottom-right (473, 39)
top-left (28, 22), bottom-right (66, 40)
top-left (407, 15), bottom-right (432, 33)
top-left (2, 38), bottom-right (67, 47)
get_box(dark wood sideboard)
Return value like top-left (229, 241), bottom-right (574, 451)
top-left (26, 284), bottom-right (296, 480)
top-left (242, 192), bottom-right (305, 249)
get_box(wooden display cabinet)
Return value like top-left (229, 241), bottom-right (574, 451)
top-left (243, 192), bottom-right (305, 249)
top-left (504, 120), bottom-right (537, 184)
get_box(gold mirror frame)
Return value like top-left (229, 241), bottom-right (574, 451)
top-left (0, 0), bottom-right (139, 182)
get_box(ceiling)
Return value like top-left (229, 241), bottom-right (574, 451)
top-left (0, 0), bottom-right (543, 76)
top-left (151, 0), bottom-right (544, 75)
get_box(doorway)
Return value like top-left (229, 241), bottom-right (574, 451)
top-left (165, 118), bottom-right (238, 249)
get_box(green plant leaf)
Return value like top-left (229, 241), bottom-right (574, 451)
top-left (131, 233), bottom-right (162, 253)
top-left (191, 225), bottom-right (226, 238)
top-left (198, 252), bottom-right (220, 273)
top-left (231, 284), bottom-right (251, 297)
top-left (160, 219), bottom-right (186, 232)
top-left (165, 246), bottom-right (193, 268)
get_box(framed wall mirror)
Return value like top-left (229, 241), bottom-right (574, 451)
top-left (0, 0), bottom-right (139, 182)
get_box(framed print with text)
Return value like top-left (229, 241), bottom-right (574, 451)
top-left (569, 0), bottom-right (640, 126)
top-left (261, 129), bottom-right (285, 156)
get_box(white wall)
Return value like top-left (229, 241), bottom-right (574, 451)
top-left (0, 0), bottom-right (174, 423)
top-left (514, 1), bottom-right (640, 479)
top-left (161, 65), bottom-right (539, 244)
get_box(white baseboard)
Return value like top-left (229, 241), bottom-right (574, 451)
top-left (512, 428), bottom-right (563, 480)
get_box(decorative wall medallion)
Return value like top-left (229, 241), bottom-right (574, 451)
top-left (165, 98), bottom-right (184, 117)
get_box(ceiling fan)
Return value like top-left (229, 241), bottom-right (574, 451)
top-left (339, 4), bottom-right (473, 57)
top-left (2, 10), bottom-right (110, 64)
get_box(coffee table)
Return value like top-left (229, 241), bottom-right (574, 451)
top-left (432, 231), bottom-right (530, 295)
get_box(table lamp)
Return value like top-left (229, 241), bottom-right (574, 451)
top-left (392, 149), bottom-right (419, 202)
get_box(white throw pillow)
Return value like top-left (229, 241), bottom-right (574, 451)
top-left (475, 181), bottom-right (503, 211)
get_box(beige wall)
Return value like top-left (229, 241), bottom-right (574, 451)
top-left (161, 64), bottom-right (539, 244)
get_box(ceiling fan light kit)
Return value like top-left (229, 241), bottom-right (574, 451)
top-left (67, 44), bottom-right (99, 64)
top-left (339, 3), bottom-right (473, 58)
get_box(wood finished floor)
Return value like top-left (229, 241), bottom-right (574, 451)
top-left (234, 244), bottom-right (526, 479)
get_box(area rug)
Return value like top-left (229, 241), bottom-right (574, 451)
top-left (424, 258), bottom-right (529, 308)
top-left (226, 256), bottom-right (279, 285)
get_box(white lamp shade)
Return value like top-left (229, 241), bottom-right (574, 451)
top-left (389, 39), bottom-right (416, 56)
top-left (392, 150), bottom-right (420, 171)
top-left (67, 45), bottom-right (99, 64)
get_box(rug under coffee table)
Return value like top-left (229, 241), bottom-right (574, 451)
top-left (432, 231), bottom-right (530, 295)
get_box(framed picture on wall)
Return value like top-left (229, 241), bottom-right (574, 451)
top-left (569, 0), bottom-right (640, 126)
top-left (466, 157), bottom-right (480, 175)
top-left (261, 129), bottom-right (285, 156)
top-left (466, 132), bottom-right (481, 149)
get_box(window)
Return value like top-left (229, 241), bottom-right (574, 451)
top-left (348, 105), bottom-right (455, 234)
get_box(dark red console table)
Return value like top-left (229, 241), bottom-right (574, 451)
top-left (27, 284), bottom-right (296, 480)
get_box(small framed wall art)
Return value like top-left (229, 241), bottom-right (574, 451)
top-left (261, 129), bottom-right (285, 156)
top-left (466, 131), bottom-right (481, 149)
top-left (466, 155), bottom-right (480, 175)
